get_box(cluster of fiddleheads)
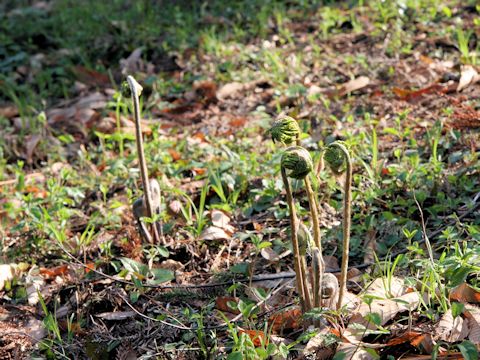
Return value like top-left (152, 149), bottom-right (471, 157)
top-left (270, 116), bottom-right (353, 316)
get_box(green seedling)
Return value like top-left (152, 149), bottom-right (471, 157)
top-left (125, 76), bottom-right (163, 245)
top-left (323, 141), bottom-right (353, 310)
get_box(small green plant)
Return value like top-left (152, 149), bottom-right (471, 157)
top-left (323, 141), bottom-right (353, 310)
top-left (124, 76), bottom-right (163, 244)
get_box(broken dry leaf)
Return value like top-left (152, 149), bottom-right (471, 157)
top-left (260, 247), bottom-right (280, 262)
top-left (463, 304), bottom-right (480, 344)
top-left (365, 277), bottom-right (405, 298)
top-left (335, 342), bottom-right (376, 360)
top-left (450, 283), bottom-right (480, 304)
top-left (217, 82), bottom-right (245, 100)
top-left (96, 311), bottom-right (136, 321)
top-left (268, 307), bottom-right (301, 333)
top-left (211, 210), bottom-right (234, 233)
top-left (238, 329), bottom-right (267, 346)
top-left (434, 309), bottom-right (469, 343)
top-left (457, 65), bottom-right (480, 92)
top-left (215, 296), bottom-right (240, 314)
top-left (0, 264), bottom-right (16, 291)
top-left (199, 226), bottom-right (231, 241)
top-left (302, 327), bottom-right (336, 360)
top-left (339, 76), bottom-right (370, 96)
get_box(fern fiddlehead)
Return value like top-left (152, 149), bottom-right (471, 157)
top-left (324, 141), bottom-right (352, 310)
top-left (125, 75), bottom-right (162, 244)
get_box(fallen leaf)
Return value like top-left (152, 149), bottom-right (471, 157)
top-left (365, 277), bottom-right (405, 298)
top-left (217, 82), bottom-right (245, 100)
top-left (323, 255), bottom-right (339, 272)
top-left (463, 304), bottom-right (480, 344)
top-left (260, 247), bottom-right (280, 262)
top-left (268, 307), bottom-right (301, 333)
top-left (215, 296), bottom-right (240, 314)
top-left (434, 309), bottom-right (469, 343)
top-left (96, 311), bottom-right (136, 321)
top-left (450, 283), bottom-right (480, 304)
top-left (168, 148), bottom-right (182, 161)
top-left (351, 292), bottom-right (422, 328)
top-left (392, 84), bottom-right (446, 102)
top-left (457, 65), bottom-right (480, 92)
top-left (239, 329), bottom-right (267, 347)
top-left (39, 265), bottom-right (69, 279)
top-left (71, 66), bottom-right (110, 87)
top-left (0, 105), bottom-right (19, 119)
top-left (302, 327), bottom-right (336, 360)
top-left (386, 331), bottom-right (423, 346)
top-left (335, 342), bottom-right (376, 360)
top-left (338, 76), bottom-right (370, 96)
top-left (199, 226), bottom-right (231, 241)
top-left (0, 264), bottom-right (16, 291)
top-left (211, 210), bottom-right (234, 233)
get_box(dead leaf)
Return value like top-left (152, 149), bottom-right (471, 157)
top-left (457, 65), bottom-right (480, 92)
top-left (338, 76), bottom-right (370, 96)
top-left (463, 304), bottom-right (480, 344)
top-left (71, 66), bottom-right (110, 87)
top-left (25, 134), bottom-right (42, 164)
top-left (211, 210), bottom-right (235, 233)
top-left (0, 264), bottom-right (16, 291)
top-left (239, 329), bottom-right (267, 346)
top-left (268, 307), bottom-right (301, 333)
top-left (0, 105), bottom-right (19, 119)
top-left (323, 255), bottom-right (339, 272)
top-left (96, 311), bottom-right (136, 321)
top-left (392, 84), bottom-right (447, 102)
top-left (450, 283), bottom-right (480, 303)
top-left (168, 148), bottom-right (182, 161)
top-left (39, 265), bottom-right (69, 279)
top-left (351, 292), bottom-right (422, 329)
top-left (335, 342), bottom-right (376, 360)
top-left (217, 82), bottom-right (245, 100)
top-left (199, 226), bottom-right (231, 241)
top-left (302, 327), bottom-right (336, 360)
top-left (365, 277), bottom-right (405, 298)
top-left (215, 296), bottom-right (240, 314)
top-left (386, 331), bottom-right (423, 346)
top-left (434, 309), bottom-right (469, 342)
top-left (260, 247), bottom-right (280, 262)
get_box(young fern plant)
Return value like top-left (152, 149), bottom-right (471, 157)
top-left (323, 141), bottom-right (353, 310)
top-left (124, 75), bottom-right (163, 245)
top-left (280, 146), bottom-right (314, 312)
top-left (271, 116), bottom-right (328, 313)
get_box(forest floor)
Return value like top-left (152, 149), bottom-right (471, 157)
top-left (1, 1), bottom-right (480, 359)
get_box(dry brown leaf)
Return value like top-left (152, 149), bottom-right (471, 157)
top-left (211, 210), bottom-right (234, 233)
top-left (199, 226), bottom-right (231, 241)
top-left (457, 65), bottom-right (480, 92)
top-left (351, 292), bottom-right (422, 328)
top-left (215, 296), bottom-right (240, 314)
top-left (323, 255), bottom-right (340, 272)
top-left (217, 82), bottom-right (245, 100)
top-left (450, 283), bottom-right (480, 304)
top-left (365, 277), bottom-right (405, 298)
top-left (268, 307), bottom-right (302, 333)
top-left (96, 311), bottom-right (136, 321)
top-left (434, 309), bottom-right (469, 343)
top-left (335, 342), bottom-right (376, 360)
top-left (238, 329), bottom-right (267, 346)
top-left (0, 264), bottom-right (16, 291)
top-left (339, 76), bottom-right (370, 96)
top-left (260, 247), bottom-right (280, 262)
top-left (0, 105), bottom-right (19, 119)
top-left (302, 327), bottom-right (336, 360)
top-left (463, 304), bottom-right (480, 344)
